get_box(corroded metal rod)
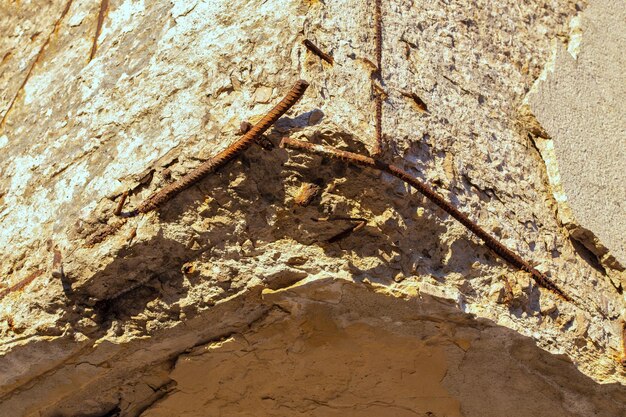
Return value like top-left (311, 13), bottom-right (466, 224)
top-left (113, 191), bottom-right (128, 216)
top-left (374, 95), bottom-right (383, 153)
top-left (280, 137), bottom-right (571, 301)
top-left (374, 0), bottom-right (383, 73)
top-left (372, 0), bottom-right (384, 154)
top-left (0, 270), bottom-right (43, 301)
top-left (125, 80), bottom-right (310, 216)
top-left (303, 39), bottom-right (334, 65)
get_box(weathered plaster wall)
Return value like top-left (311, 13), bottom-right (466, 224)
top-left (0, 0), bottom-right (624, 416)
top-left (522, 0), bottom-right (626, 286)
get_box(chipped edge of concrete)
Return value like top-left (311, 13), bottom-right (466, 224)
top-left (519, 30), bottom-right (625, 291)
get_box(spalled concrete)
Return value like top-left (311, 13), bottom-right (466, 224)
top-left (0, 0), bottom-right (624, 416)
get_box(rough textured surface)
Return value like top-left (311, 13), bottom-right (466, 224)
top-left (0, 0), bottom-right (624, 416)
top-left (522, 0), bottom-right (626, 286)
top-left (142, 281), bottom-right (626, 417)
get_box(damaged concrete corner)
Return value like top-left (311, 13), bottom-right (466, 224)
top-left (1, 0), bottom-right (625, 416)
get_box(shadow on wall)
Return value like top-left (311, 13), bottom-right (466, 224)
top-left (69, 112), bottom-right (509, 314)
top-left (118, 279), bottom-right (626, 417)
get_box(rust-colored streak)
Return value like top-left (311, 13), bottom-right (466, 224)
top-left (52, 247), bottom-right (64, 278)
top-left (53, 249), bottom-right (62, 267)
top-left (124, 79), bottom-right (310, 216)
top-left (374, 94), bottom-right (383, 154)
top-left (0, 0), bottom-right (73, 128)
top-left (89, 0), bottom-right (109, 61)
top-left (60, 0), bottom-right (75, 24)
top-left (281, 137), bottom-right (572, 301)
top-left (0, 270), bottom-right (44, 301)
top-left (0, 51), bottom-right (12, 66)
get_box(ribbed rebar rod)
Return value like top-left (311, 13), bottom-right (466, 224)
top-left (374, 0), bottom-right (383, 73)
top-left (280, 137), bottom-right (571, 301)
top-left (372, 0), bottom-right (384, 154)
top-left (125, 80), bottom-right (310, 216)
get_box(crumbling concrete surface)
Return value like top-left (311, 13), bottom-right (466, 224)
top-left (0, 0), bottom-right (624, 416)
top-left (522, 0), bottom-right (626, 289)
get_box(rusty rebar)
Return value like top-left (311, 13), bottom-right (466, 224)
top-left (374, 0), bottom-right (383, 73)
top-left (303, 39), bottom-right (334, 65)
top-left (113, 191), bottom-right (128, 216)
top-left (124, 79), bottom-right (310, 216)
top-left (52, 248), bottom-right (64, 279)
top-left (0, 270), bottom-right (44, 301)
top-left (374, 95), bottom-right (383, 154)
top-left (372, 0), bottom-right (384, 154)
top-left (280, 137), bottom-right (571, 301)
top-left (1, 0), bottom-right (74, 128)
